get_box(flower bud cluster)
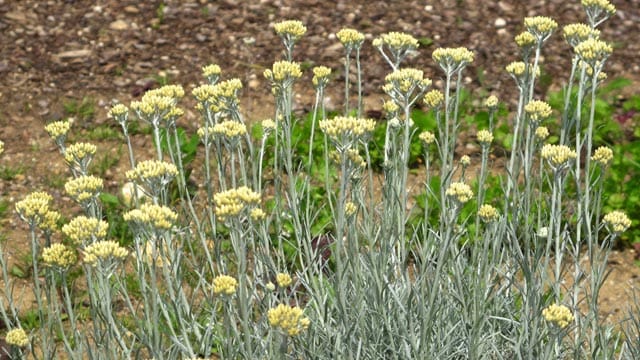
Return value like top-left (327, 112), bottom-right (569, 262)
top-left (64, 142), bottom-right (97, 172)
top-left (574, 38), bottom-right (612, 65)
top-left (603, 210), bottom-right (631, 234)
top-left (336, 28), bottom-right (365, 49)
top-left (45, 120), bottom-right (71, 140)
top-left (42, 243), bottom-right (77, 269)
top-left (591, 146), bottom-right (613, 167)
top-left (273, 20), bottom-right (307, 41)
top-left (124, 203), bottom-right (178, 231)
top-left (5, 328), bottom-right (29, 348)
top-left (524, 16), bottom-right (558, 42)
top-left (541, 144), bottom-right (576, 170)
top-left (524, 100), bottom-right (552, 123)
top-left (373, 32), bottom-right (418, 51)
top-left (16, 191), bottom-right (54, 226)
top-left (478, 204), bottom-right (499, 223)
top-left (383, 68), bottom-right (432, 98)
top-left (213, 275), bottom-right (238, 296)
top-left (432, 47), bottom-right (474, 75)
top-left (477, 130), bottom-right (493, 147)
top-left (212, 120), bottom-right (247, 140)
top-left (126, 160), bottom-right (178, 194)
top-left (202, 63), bottom-right (222, 84)
top-left (312, 66), bottom-right (332, 89)
top-left (268, 304), bottom-right (310, 336)
top-left (65, 175), bottom-right (103, 203)
top-left (319, 116), bottom-right (376, 149)
top-left (83, 240), bottom-right (128, 267)
top-left (563, 23), bottom-right (600, 48)
top-left (535, 126), bottom-right (550, 141)
top-left (214, 186), bottom-right (262, 221)
top-left (542, 304), bottom-right (574, 328)
top-left (264, 61), bottom-right (302, 84)
top-left (419, 131), bottom-right (436, 146)
top-left (62, 216), bottom-right (108, 245)
top-left (446, 182), bottom-right (474, 204)
top-left (276, 273), bottom-right (293, 288)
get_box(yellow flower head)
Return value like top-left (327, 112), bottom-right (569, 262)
top-left (460, 155), bottom-right (471, 167)
top-left (563, 23), bottom-right (600, 47)
top-left (320, 116), bottom-right (376, 143)
top-left (123, 203), bottom-right (177, 231)
top-left (83, 240), bottom-right (128, 267)
top-left (582, 0), bottom-right (616, 25)
top-left (515, 32), bottom-right (536, 48)
top-left (42, 243), bottom-right (77, 269)
top-left (477, 130), bottom-right (493, 146)
top-left (5, 328), bottom-right (29, 348)
top-left (524, 16), bottom-right (558, 41)
top-left (126, 160), bottom-right (178, 186)
top-left (344, 201), bottom-right (357, 217)
top-left (273, 20), bottom-right (307, 40)
top-left (423, 90), bottom-right (445, 109)
top-left (591, 146), bottom-right (613, 167)
top-left (603, 210), bottom-right (631, 234)
top-left (336, 28), bottom-right (365, 48)
top-left (312, 66), bottom-right (332, 88)
top-left (276, 273), bottom-right (292, 288)
top-left (202, 64), bottom-right (222, 79)
top-left (374, 32), bottom-right (419, 51)
top-left (16, 191), bottom-right (53, 226)
top-left (484, 95), bottom-right (499, 109)
top-left (213, 275), bottom-right (238, 296)
top-left (419, 131), bottom-right (436, 146)
top-left (446, 182), bottom-right (474, 204)
top-left (535, 126), bottom-right (550, 141)
top-left (383, 68), bottom-right (432, 95)
top-left (432, 47), bottom-right (474, 74)
top-left (478, 204), bottom-right (499, 223)
top-left (64, 142), bottom-right (97, 166)
top-left (65, 175), bottom-right (103, 203)
top-left (214, 186), bottom-right (262, 221)
top-left (524, 100), bottom-right (552, 122)
top-left (261, 119), bottom-right (276, 134)
top-left (268, 304), bottom-right (310, 336)
top-left (212, 120), bottom-right (247, 140)
top-left (45, 120), bottom-right (72, 140)
top-left (541, 144), bottom-right (576, 169)
top-left (62, 216), bottom-right (108, 245)
top-left (0, 140), bottom-right (4, 156)
top-left (574, 38), bottom-right (612, 64)
top-left (542, 304), bottom-right (574, 328)
top-left (264, 61), bottom-right (302, 83)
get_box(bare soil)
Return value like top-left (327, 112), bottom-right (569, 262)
top-left (1, 0), bottom-right (639, 324)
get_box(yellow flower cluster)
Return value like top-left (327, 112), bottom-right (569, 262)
top-left (419, 131), bottom-right (436, 145)
top-left (123, 204), bottom-right (178, 231)
top-left (446, 182), bottom-right (474, 204)
top-left (62, 216), bottom-right (108, 245)
top-left (5, 328), bottom-right (29, 348)
top-left (535, 126), bottom-right (550, 141)
top-left (65, 175), bottom-right (103, 203)
top-left (331, 149), bottom-right (366, 169)
top-left (213, 274), bottom-right (238, 295)
top-left (276, 273), bottom-right (292, 288)
top-left (42, 243), bottom-right (77, 269)
top-left (202, 64), bottom-right (221, 78)
top-left (83, 240), bottom-right (128, 267)
top-left (192, 79), bottom-right (243, 105)
top-left (563, 23), bottom-right (600, 47)
top-left (39, 210), bottom-right (61, 234)
top-left (344, 201), bottom-right (357, 217)
top-left (515, 32), bottom-right (536, 48)
top-left (423, 90), bottom-right (445, 108)
top-left (460, 155), bottom-right (471, 167)
top-left (126, 160), bottom-right (178, 183)
top-left (524, 16), bottom-right (558, 39)
top-left (603, 210), bottom-right (631, 234)
top-left (273, 20), bottom-right (307, 40)
top-left (524, 100), bottom-right (552, 122)
top-left (312, 66), bottom-right (332, 88)
top-left (541, 144), bottom-right (576, 168)
top-left (336, 28), bottom-right (365, 47)
top-left (108, 104), bottom-right (129, 125)
top-left (505, 61), bottom-right (527, 77)
top-left (591, 146), bottom-right (613, 167)
top-left (214, 186), bottom-right (262, 220)
top-left (144, 85), bottom-right (185, 101)
top-left (373, 32), bottom-right (419, 50)
top-left (542, 304), bottom-right (574, 328)
top-left (478, 204), bottom-right (499, 223)
top-left (130, 94), bottom-right (173, 118)
top-left (477, 130), bottom-right (493, 146)
top-left (383, 68), bottom-right (432, 94)
top-left (268, 304), bottom-right (310, 336)
top-left (574, 38), bottom-right (612, 63)
top-left (264, 61), bottom-right (302, 82)
top-left (484, 95), bottom-right (499, 109)
top-left (582, 0), bottom-right (616, 15)
top-left (432, 47), bottom-right (474, 69)
top-left (15, 191), bottom-right (53, 225)
top-left (250, 208), bottom-right (266, 221)
top-left (319, 116), bottom-right (376, 141)
top-left (262, 119), bottom-right (276, 133)
top-left (44, 120), bottom-right (71, 139)
top-left (212, 120), bottom-right (247, 139)
top-left (64, 142), bottom-right (97, 164)
top-left (0, 140), bottom-right (4, 156)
